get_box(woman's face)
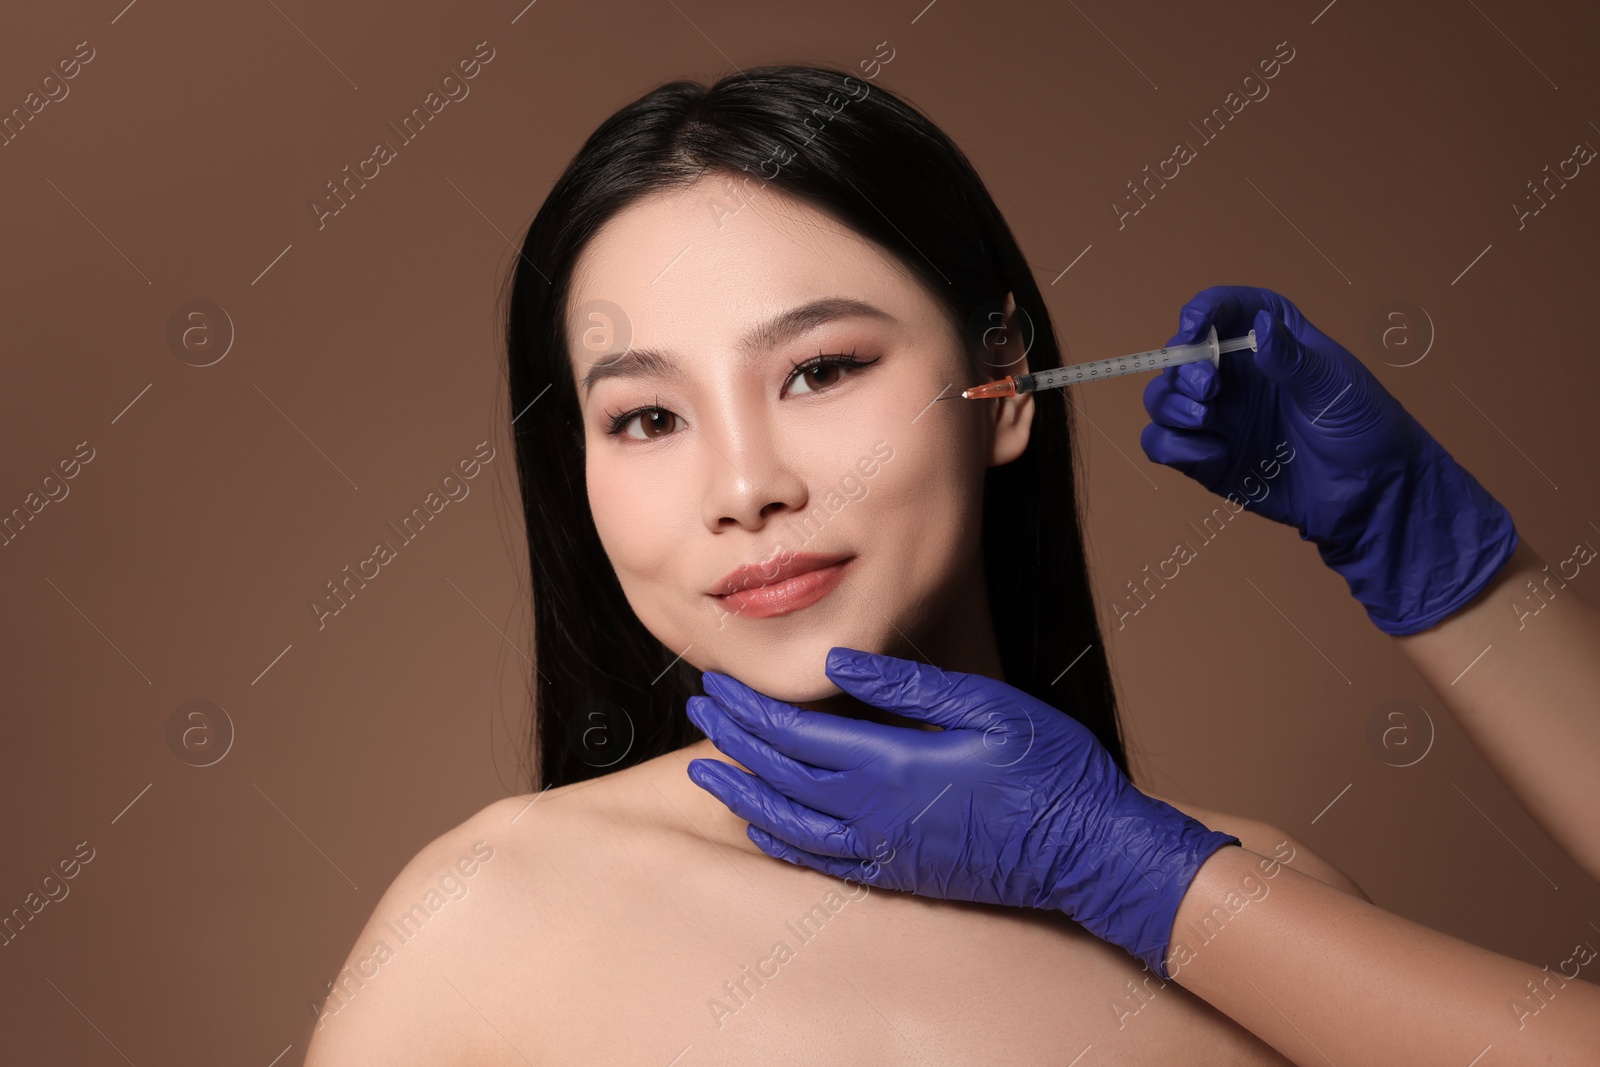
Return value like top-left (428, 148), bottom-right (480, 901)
top-left (564, 172), bottom-right (1032, 702)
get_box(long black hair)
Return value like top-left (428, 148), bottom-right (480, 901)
top-left (500, 64), bottom-right (1128, 790)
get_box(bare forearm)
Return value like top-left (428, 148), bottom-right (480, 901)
top-left (1168, 846), bottom-right (1600, 1066)
top-left (1391, 540), bottom-right (1600, 880)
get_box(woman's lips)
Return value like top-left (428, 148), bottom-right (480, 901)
top-left (712, 558), bottom-right (852, 619)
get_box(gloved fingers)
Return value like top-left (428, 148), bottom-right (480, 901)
top-left (1147, 356), bottom-right (1219, 407)
top-left (686, 758), bottom-right (866, 859)
top-left (961, 703), bottom-right (1043, 769)
top-left (1167, 285), bottom-right (1247, 346)
top-left (1172, 359), bottom-right (1220, 402)
top-left (822, 647), bottom-right (989, 731)
top-left (1250, 308), bottom-right (1387, 431)
top-left (1139, 422), bottom-right (1231, 484)
top-left (701, 671), bottom-right (915, 771)
top-left (746, 824), bottom-right (891, 885)
top-left (1142, 372), bottom-right (1215, 430)
top-left (685, 695), bottom-right (851, 815)
top-left (1169, 284), bottom-right (1298, 347)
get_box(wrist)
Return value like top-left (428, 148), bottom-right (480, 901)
top-left (1171, 843), bottom-right (1250, 930)
top-left (1165, 844), bottom-right (1257, 980)
top-left (1053, 790), bottom-right (1240, 980)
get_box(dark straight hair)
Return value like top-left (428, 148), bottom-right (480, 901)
top-left (500, 63), bottom-right (1128, 790)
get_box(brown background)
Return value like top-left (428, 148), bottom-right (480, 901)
top-left (2, 0), bottom-right (1597, 1063)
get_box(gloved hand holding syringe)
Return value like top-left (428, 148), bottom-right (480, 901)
top-left (942, 285), bottom-right (1517, 636)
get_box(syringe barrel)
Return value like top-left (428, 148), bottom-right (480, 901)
top-left (1008, 327), bottom-right (1250, 395)
top-left (1020, 343), bottom-right (1215, 392)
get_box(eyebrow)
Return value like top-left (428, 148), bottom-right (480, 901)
top-left (576, 296), bottom-right (896, 397)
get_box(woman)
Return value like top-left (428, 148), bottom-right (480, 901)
top-left (305, 64), bottom-right (1364, 1065)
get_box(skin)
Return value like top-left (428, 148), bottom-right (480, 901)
top-left (1155, 543), bottom-right (1600, 1065)
top-left (1172, 845), bottom-right (1600, 1064)
top-left (303, 173), bottom-right (1364, 1065)
top-left (1392, 540), bottom-right (1600, 882)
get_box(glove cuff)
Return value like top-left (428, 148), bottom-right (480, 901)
top-left (1128, 824), bottom-right (1241, 981)
top-left (1317, 441), bottom-right (1520, 635)
top-left (1049, 792), bottom-right (1240, 981)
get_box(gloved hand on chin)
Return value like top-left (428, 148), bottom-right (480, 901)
top-left (685, 647), bottom-right (1239, 980)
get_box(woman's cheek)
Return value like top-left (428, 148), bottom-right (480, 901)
top-left (586, 469), bottom-right (694, 651)
top-left (891, 426), bottom-right (985, 557)
top-left (586, 453), bottom-right (678, 576)
top-left (866, 457), bottom-right (957, 560)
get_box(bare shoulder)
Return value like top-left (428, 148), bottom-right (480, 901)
top-left (1144, 790), bottom-right (1370, 902)
top-left (302, 790), bottom-right (589, 1067)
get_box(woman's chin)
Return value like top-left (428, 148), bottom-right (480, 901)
top-left (687, 628), bottom-right (914, 706)
top-left (715, 669), bottom-right (845, 707)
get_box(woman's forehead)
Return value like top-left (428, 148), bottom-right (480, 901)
top-left (564, 186), bottom-right (924, 368)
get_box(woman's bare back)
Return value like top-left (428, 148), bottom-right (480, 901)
top-left (305, 742), bottom-right (1336, 1065)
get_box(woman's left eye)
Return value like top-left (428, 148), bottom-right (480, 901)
top-left (785, 350), bottom-right (878, 397)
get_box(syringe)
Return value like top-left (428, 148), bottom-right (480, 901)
top-left (945, 325), bottom-right (1257, 400)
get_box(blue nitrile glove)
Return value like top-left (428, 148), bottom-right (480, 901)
top-left (1139, 284), bottom-right (1519, 635)
top-left (683, 647), bottom-right (1239, 980)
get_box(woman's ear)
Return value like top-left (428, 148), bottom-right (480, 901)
top-left (984, 290), bottom-right (1033, 467)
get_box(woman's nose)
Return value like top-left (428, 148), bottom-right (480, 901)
top-left (698, 417), bottom-right (808, 532)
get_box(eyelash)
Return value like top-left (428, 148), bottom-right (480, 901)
top-left (601, 349), bottom-right (878, 439)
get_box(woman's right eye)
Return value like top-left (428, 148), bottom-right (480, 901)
top-left (607, 406), bottom-right (682, 441)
